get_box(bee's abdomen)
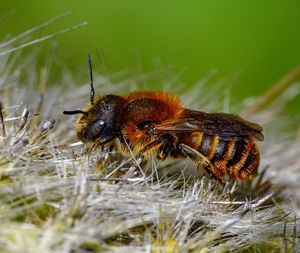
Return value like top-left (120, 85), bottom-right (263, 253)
top-left (194, 134), bottom-right (228, 161)
top-left (190, 133), bottom-right (259, 179)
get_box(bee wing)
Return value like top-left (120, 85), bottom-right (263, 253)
top-left (156, 109), bottom-right (264, 141)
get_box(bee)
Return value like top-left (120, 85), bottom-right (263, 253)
top-left (64, 56), bottom-right (264, 183)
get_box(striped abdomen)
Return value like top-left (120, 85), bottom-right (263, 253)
top-left (184, 132), bottom-right (260, 179)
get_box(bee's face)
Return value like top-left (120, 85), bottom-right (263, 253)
top-left (76, 95), bottom-right (126, 144)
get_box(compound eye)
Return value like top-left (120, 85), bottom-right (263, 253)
top-left (82, 119), bottom-right (105, 141)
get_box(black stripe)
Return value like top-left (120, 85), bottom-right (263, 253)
top-left (226, 140), bottom-right (245, 167)
top-left (198, 134), bottom-right (213, 156)
top-left (211, 138), bottom-right (228, 162)
top-left (238, 145), bottom-right (256, 174)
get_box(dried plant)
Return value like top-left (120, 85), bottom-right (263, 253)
top-left (0, 14), bottom-right (299, 253)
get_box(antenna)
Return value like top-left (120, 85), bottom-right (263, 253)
top-left (87, 54), bottom-right (95, 105)
top-left (63, 110), bottom-right (88, 117)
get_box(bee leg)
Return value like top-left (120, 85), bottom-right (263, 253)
top-left (157, 135), bottom-right (175, 160)
top-left (100, 144), bottom-right (114, 171)
top-left (123, 135), bottom-right (171, 178)
top-left (178, 143), bottom-right (225, 185)
top-left (135, 135), bottom-right (173, 161)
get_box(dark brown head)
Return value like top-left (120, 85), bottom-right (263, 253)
top-left (76, 95), bottom-right (126, 144)
top-left (64, 95), bottom-right (126, 145)
top-left (63, 56), bottom-right (126, 145)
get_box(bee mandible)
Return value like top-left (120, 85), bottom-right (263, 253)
top-left (64, 56), bottom-right (264, 183)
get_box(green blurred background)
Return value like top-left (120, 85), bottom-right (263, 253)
top-left (1, 0), bottom-right (300, 112)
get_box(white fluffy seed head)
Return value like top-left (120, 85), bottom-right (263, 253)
top-left (0, 16), bottom-right (299, 253)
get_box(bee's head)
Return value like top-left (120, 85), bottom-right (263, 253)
top-left (64, 95), bottom-right (126, 144)
top-left (63, 55), bottom-right (127, 145)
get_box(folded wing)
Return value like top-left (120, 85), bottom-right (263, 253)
top-left (155, 109), bottom-right (264, 141)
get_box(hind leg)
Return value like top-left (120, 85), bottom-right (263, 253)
top-left (179, 143), bottom-right (225, 185)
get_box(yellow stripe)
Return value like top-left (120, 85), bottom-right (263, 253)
top-left (208, 135), bottom-right (219, 159)
top-left (235, 142), bottom-right (253, 172)
top-left (225, 137), bottom-right (236, 162)
top-left (193, 132), bottom-right (203, 149)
